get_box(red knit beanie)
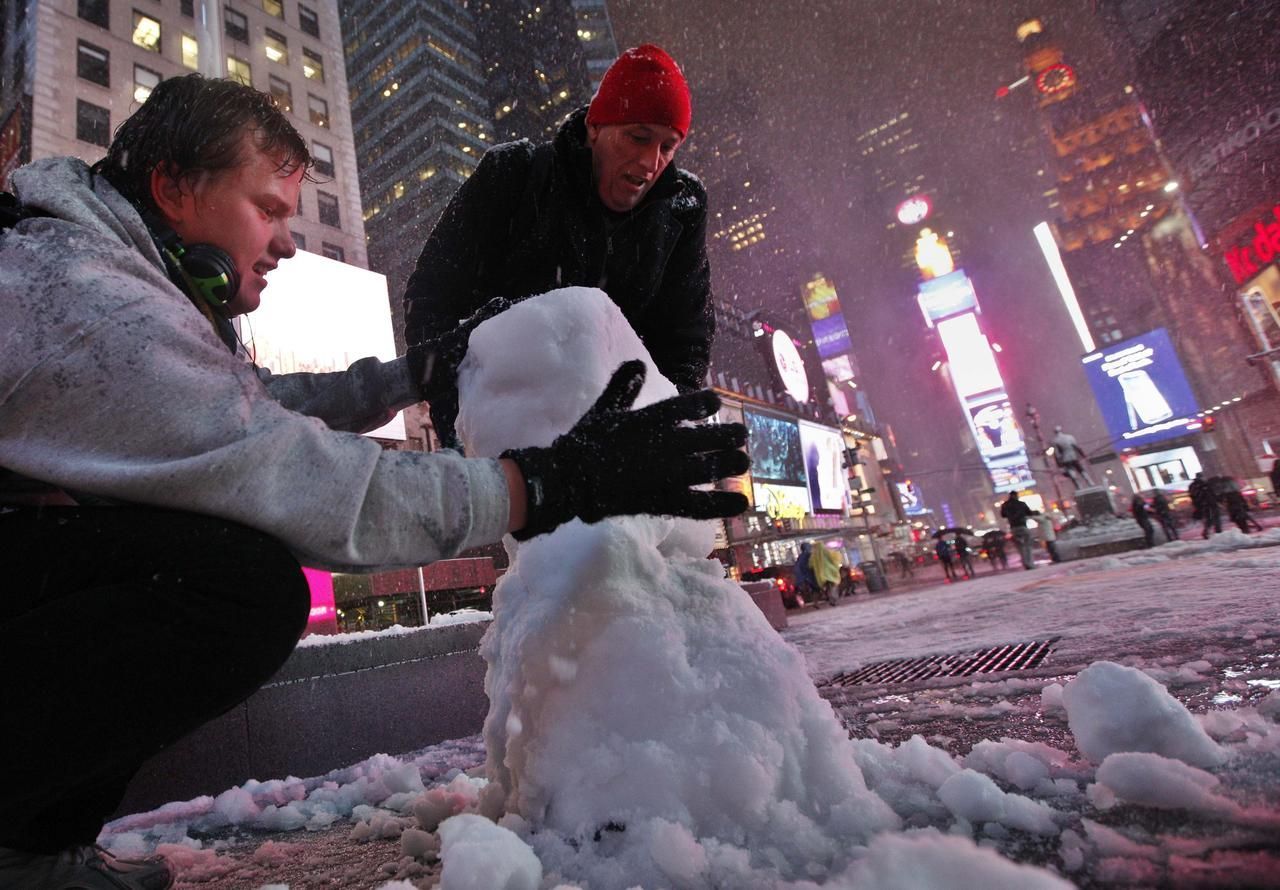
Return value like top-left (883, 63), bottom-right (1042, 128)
top-left (586, 44), bottom-right (692, 138)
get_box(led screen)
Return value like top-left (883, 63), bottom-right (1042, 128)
top-left (810, 314), bottom-right (853, 358)
top-left (798, 421), bottom-right (850, 513)
top-left (744, 411), bottom-right (807, 485)
top-left (896, 480), bottom-right (929, 516)
top-left (1081, 328), bottom-right (1199, 449)
top-left (965, 396), bottom-right (1027, 461)
top-left (252, 249), bottom-right (405, 439)
top-left (937, 312), bottom-right (1003, 398)
top-left (917, 269), bottom-right (978, 328)
top-left (752, 482), bottom-right (811, 520)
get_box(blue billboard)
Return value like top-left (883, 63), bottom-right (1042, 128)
top-left (1081, 328), bottom-right (1200, 449)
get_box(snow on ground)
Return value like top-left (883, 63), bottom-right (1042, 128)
top-left (97, 526), bottom-right (1280, 888)
top-left (92, 292), bottom-right (1280, 887)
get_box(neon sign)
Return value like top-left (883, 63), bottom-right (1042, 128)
top-left (1223, 201), bottom-right (1280, 285)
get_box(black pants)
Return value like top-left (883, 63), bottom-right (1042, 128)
top-left (0, 506), bottom-right (310, 853)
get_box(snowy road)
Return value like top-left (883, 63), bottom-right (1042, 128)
top-left (100, 530), bottom-right (1280, 889)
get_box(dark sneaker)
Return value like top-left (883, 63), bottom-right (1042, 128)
top-left (0, 844), bottom-right (173, 889)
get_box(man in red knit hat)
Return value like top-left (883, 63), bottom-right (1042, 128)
top-left (403, 44), bottom-right (714, 450)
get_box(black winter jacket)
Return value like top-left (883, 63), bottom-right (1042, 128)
top-left (403, 107), bottom-right (714, 445)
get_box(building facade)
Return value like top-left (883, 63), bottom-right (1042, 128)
top-left (1013, 15), bottom-right (1275, 487)
top-left (6, 0), bottom-right (366, 265)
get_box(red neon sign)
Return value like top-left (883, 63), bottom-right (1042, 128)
top-left (1223, 202), bottom-right (1280, 284)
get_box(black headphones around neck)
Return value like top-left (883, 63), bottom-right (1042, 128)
top-left (141, 208), bottom-right (240, 313)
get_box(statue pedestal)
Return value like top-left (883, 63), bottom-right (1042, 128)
top-left (1074, 485), bottom-right (1116, 524)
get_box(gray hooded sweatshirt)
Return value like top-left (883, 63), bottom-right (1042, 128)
top-left (0, 158), bottom-right (509, 571)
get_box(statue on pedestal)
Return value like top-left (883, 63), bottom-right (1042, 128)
top-left (1051, 426), bottom-right (1096, 489)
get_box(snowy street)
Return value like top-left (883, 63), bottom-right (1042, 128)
top-left (95, 528), bottom-right (1280, 889)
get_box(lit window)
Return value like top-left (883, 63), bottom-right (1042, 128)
top-left (264, 29), bottom-right (288, 65)
top-left (76, 99), bottom-right (110, 147)
top-left (226, 56), bottom-right (252, 87)
top-left (77, 41), bottom-right (110, 87)
top-left (302, 47), bottom-right (324, 82)
top-left (224, 8), bottom-right (248, 43)
top-left (308, 94), bottom-right (328, 128)
top-left (182, 34), bottom-right (199, 70)
top-left (269, 74), bottom-right (293, 112)
top-left (312, 141), bottom-right (334, 177)
top-left (262, 0), bottom-right (283, 18)
top-left (132, 10), bottom-right (161, 53)
top-left (133, 64), bottom-right (161, 104)
top-left (298, 4), bottom-right (320, 38)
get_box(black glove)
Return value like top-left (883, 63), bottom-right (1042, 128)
top-left (405, 296), bottom-right (515, 402)
top-left (501, 360), bottom-right (751, 541)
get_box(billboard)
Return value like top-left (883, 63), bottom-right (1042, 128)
top-left (1081, 328), bottom-right (1199, 449)
top-left (917, 269), bottom-right (978, 328)
top-left (744, 410), bottom-right (806, 486)
top-left (798, 421), bottom-right (850, 513)
top-left (937, 312), bottom-right (1003, 399)
top-left (803, 276), bottom-right (854, 359)
top-left (896, 480), bottom-right (929, 516)
top-left (752, 482), bottom-right (811, 520)
top-left (966, 396), bottom-right (1027, 461)
top-left (251, 249), bottom-right (405, 439)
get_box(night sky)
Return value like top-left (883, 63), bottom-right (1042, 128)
top-left (609, 0), bottom-right (1124, 520)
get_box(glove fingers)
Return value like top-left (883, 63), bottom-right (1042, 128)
top-left (629, 388), bottom-right (722, 428)
top-left (662, 490), bottom-right (751, 520)
top-left (590, 360), bottom-right (647, 416)
top-left (667, 449), bottom-right (751, 487)
top-left (666, 423), bottom-right (749, 454)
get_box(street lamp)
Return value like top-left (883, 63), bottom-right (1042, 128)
top-left (1023, 403), bottom-right (1065, 512)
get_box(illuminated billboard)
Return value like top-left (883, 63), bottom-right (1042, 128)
top-left (803, 276), bottom-right (854, 359)
top-left (966, 396), bottom-right (1027, 461)
top-left (251, 249), bottom-right (405, 439)
top-left (1082, 328), bottom-right (1200, 449)
top-left (896, 480), bottom-right (929, 516)
top-left (798, 421), bottom-right (850, 513)
top-left (744, 411), bottom-right (807, 486)
top-left (937, 313), bottom-right (1003, 398)
top-left (917, 270), bottom-right (979, 329)
top-left (752, 482), bottom-right (811, 520)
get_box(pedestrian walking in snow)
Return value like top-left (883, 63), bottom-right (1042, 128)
top-left (403, 44), bottom-right (712, 449)
top-left (982, 530), bottom-right (1008, 571)
top-left (935, 536), bottom-right (957, 581)
top-left (1219, 479), bottom-right (1263, 533)
top-left (953, 532), bottom-right (975, 579)
top-left (1131, 495), bottom-right (1156, 548)
top-left (1270, 457), bottom-right (1280, 502)
top-left (0, 75), bottom-right (749, 889)
top-left (1037, 514), bottom-right (1061, 562)
top-left (999, 491), bottom-right (1039, 570)
top-left (1189, 472), bottom-right (1222, 539)
top-left (1151, 490), bottom-right (1179, 541)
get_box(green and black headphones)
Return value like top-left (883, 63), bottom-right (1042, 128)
top-left (141, 208), bottom-right (240, 314)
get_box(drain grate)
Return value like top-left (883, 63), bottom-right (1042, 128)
top-left (818, 638), bottom-right (1060, 689)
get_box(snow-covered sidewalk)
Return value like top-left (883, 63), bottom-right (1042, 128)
top-left (97, 529), bottom-right (1280, 889)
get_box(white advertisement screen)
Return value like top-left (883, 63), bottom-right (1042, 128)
top-left (937, 312), bottom-right (1003, 399)
top-left (798, 421), bottom-right (850, 513)
top-left (248, 250), bottom-right (405, 439)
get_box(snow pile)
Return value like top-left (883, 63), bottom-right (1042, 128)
top-left (297, 612), bottom-right (492, 648)
top-left (1062, 661), bottom-right (1227, 767)
top-left (456, 288), bottom-right (903, 886)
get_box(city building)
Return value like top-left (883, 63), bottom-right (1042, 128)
top-left (340, 0), bottom-right (611, 346)
top-left (4, 0), bottom-right (366, 266)
top-left (569, 0), bottom-right (618, 94)
top-left (1011, 15), bottom-right (1271, 490)
top-left (340, 0), bottom-right (489, 327)
top-left (1095, 0), bottom-right (1280, 470)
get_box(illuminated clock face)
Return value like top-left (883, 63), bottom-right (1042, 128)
top-left (1035, 63), bottom-right (1077, 95)
top-left (895, 195), bottom-right (932, 226)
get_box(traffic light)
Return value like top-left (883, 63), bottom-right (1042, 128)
top-left (1202, 415), bottom-right (1217, 433)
